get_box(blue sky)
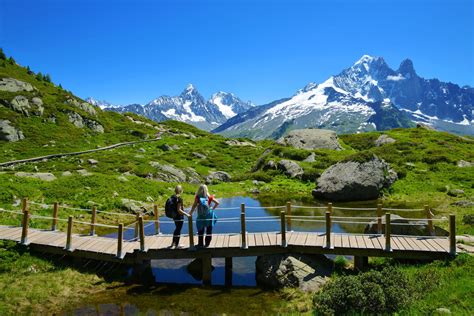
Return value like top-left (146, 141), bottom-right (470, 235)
top-left (1, 0), bottom-right (473, 105)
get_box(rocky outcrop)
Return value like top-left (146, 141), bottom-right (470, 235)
top-left (452, 200), bottom-right (474, 208)
top-left (256, 254), bottom-right (333, 292)
top-left (457, 160), bottom-right (473, 168)
top-left (0, 78), bottom-right (34, 92)
top-left (66, 98), bottom-right (97, 116)
top-left (312, 155), bottom-right (397, 201)
top-left (277, 129), bottom-right (342, 150)
top-left (150, 161), bottom-right (187, 182)
top-left (364, 214), bottom-right (449, 236)
top-left (192, 152), bottom-right (207, 159)
top-left (184, 167), bottom-right (202, 184)
top-left (262, 160), bottom-right (277, 171)
top-left (67, 111), bottom-right (104, 133)
top-left (277, 159), bottom-right (304, 179)
top-left (121, 198), bottom-right (153, 214)
top-left (4, 95), bottom-right (43, 117)
top-left (206, 171), bottom-right (232, 184)
top-left (0, 120), bottom-right (24, 142)
top-left (375, 134), bottom-right (396, 146)
top-left (303, 152), bottom-right (316, 162)
top-left (14, 172), bottom-right (57, 182)
top-left (225, 139), bottom-right (256, 147)
top-left (68, 111), bottom-right (84, 128)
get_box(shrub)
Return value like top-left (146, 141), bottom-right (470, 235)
top-left (341, 151), bottom-right (375, 164)
top-left (313, 267), bottom-right (412, 314)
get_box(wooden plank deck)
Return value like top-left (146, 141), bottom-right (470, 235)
top-left (0, 225), bottom-right (453, 263)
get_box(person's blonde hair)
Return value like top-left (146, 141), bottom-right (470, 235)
top-left (196, 184), bottom-right (209, 198)
top-left (175, 185), bottom-right (183, 195)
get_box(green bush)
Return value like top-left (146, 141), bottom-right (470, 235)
top-left (341, 151), bottom-right (375, 164)
top-left (272, 147), bottom-right (311, 161)
top-left (313, 267), bottom-right (412, 315)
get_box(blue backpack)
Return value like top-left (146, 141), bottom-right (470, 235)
top-left (197, 197), bottom-right (210, 217)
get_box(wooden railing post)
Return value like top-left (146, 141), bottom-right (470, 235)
top-left (154, 205), bottom-right (160, 235)
top-left (280, 211), bottom-right (287, 247)
top-left (385, 213), bottom-right (391, 251)
top-left (187, 214), bottom-right (194, 249)
top-left (425, 205), bottom-right (434, 236)
top-left (286, 201), bottom-right (292, 231)
top-left (20, 198), bottom-right (30, 245)
top-left (241, 203), bottom-right (247, 249)
top-left (138, 216), bottom-right (145, 251)
top-left (117, 223), bottom-right (124, 258)
top-left (134, 213), bottom-right (139, 239)
top-left (377, 203), bottom-right (382, 234)
top-left (51, 202), bottom-right (59, 231)
top-left (325, 211), bottom-right (331, 249)
top-left (449, 215), bottom-right (456, 255)
top-left (327, 202), bottom-right (333, 215)
top-left (90, 206), bottom-right (97, 236)
top-left (66, 216), bottom-right (73, 251)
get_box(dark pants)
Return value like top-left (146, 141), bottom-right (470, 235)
top-left (198, 226), bottom-right (213, 247)
top-left (172, 218), bottom-right (184, 245)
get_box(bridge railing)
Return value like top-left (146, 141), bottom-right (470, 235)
top-left (0, 198), bottom-right (456, 258)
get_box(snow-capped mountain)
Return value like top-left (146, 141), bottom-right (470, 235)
top-left (214, 55), bottom-right (474, 138)
top-left (85, 97), bottom-right (120, 109)
top-left (104, 84), bottom-right (253, 131)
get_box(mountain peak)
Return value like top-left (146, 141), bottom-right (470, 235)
top-left (398, 59), bottom-right (416, 77)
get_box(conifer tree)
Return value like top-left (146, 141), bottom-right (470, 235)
top-left (0, 48), bottom-right (6, 60)
top-left (36, 72), bottom-right (44, 81)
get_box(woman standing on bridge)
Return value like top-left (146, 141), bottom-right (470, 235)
top-left (190, 184), bottom-right (219, 248)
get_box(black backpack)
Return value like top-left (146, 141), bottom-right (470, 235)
top-left (165, 195), bottom-right (178, 218)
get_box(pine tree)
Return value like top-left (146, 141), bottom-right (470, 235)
top-left (59, 84), bottom-right (63, 89)
top-left (36, 72), bottom-right (44, 81)
top-left (44, 74), bottom-right (52, 83)
top-left (8, 56), bottom-right (15, 64)
top-left (26, 65), bottom-right (34, 75)
top-left (0, 48), bottom-right (5, 60)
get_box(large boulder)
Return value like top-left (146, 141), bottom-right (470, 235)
top-left (256, 254), bottom-right (333, 292)
top-left (206, 171), bottom-right (232, 184)
top-left (84, 119), bottom-right (104, 133)
top-left (312, 155), bottom-right (397, 201)
top-left (121, 198), bottom-right (153, 214)
top-left (0, 120), bottom-right (24, 142)
top-left (66, 98), bottom-right (97, 116)
top-left (68, 111), bottom-right (84, 128)
top-left (277, 159), bottom-right (304, 179)
top-left (184, 167), bottom-right (202, 184)
top-left (364, 214), bottom-right (449, 236)
top-left (375, 134), bottom-right (396, 147)
top-left (225, 139), bottom-right (256, 147)
top-left (149, 161), bottom-right (187, 182)
top-left (15, 172), bottom-right (57, 182)
top-left (277, 129), bottom-right (342, 150)
top-left (0, 78), bottom-right (34, 92)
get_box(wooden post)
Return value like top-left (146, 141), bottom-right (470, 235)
top-left (138, 216), bottom-right (145, 252)
top-left (134, 213), bottom-right (139, 239)
top-left (20, 209), bottom-right (30, 245)
top-left (90, 206), bottom-right (97, 236)
top-left (449, 215), bottom-right (456, 255)
top-left (286, 201), bottom-right (292, 231)
top-left (154, 205), bottom-right (160, 235)
top-left (240, 203), bottom-right (247, 249)
top-left (325, 211), bottom-right (331, 249)
top-left (385, 213), bottom-right (391, 251)
top-left (225, 257), bottom-right (233, 287)
top-left (202, 254), bottom-right (212, 286)
top-left (187, 214), bottom-right (194, 248)
top-left (66, 216), bottom-right (73, 251)
top-left (377, 203), bottom-right (382, 234)
top-left (117, 223), bottom-right (124, 258)
top-left (280, 211), bottom-right (287, 247)
top-left (425, 205), bottom-right (434, 236)
top-left (51, 202), bottom-right (59, 231)
top-left (327, 202), bottom-right (333, 215)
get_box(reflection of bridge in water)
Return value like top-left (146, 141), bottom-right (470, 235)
top-left (0, 199), bottom-right (456, 285)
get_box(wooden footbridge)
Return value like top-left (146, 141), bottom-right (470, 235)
top-left (0, 199), bottom-right (456, 285)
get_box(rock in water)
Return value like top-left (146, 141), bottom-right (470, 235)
top-left (312, 155), bottom-right (397, 201)
top-left (277, 159), bottom-right (304, 179)
top-left (277, 129), bottom-right (342, 150)
top-left (255, 254), bottom-right (333, 292)
top-left (0, 120), bottom-right (24, 142)
top-left (374, 134), bottom-right (396, 146)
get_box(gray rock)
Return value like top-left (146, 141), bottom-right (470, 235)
top-left (138, 148), bottom-right (146, 153)
top-left (365, 214), bottom-right (448, 236)
top-left (9, 95), bottom-right (31, 116)
top-left (375, 134), bottom-right (396, 146)
top-left (84, 119), bottom-right (104, 133)
top-left (225, 139), bottom-right (256, 147)
top-left (61, 171), bottom-right (72, 177)
top-left (312, 155), bottom-right (397, 201)
top-left (117, 175), bottom-right (129, 182)
top-left (303, 152), bottom-right (316, 162)
top-left (252, 149), bottom-right (273, 172)
top-left (416, 123), bottom-right (436, 130)
top-left (30, 97), bottom-right (44, 116)
top-left (77, 169), bottom-right (92, 176)
top-left (87, 159), bottom-right (98, 165)
top-left (452, 200), bottom-right (474, 208)
top-left (68, 112), bottom-right (84, 128)
top-left (277, 129), bottom-right (342, 150)
top-left (262, 160), bottom-right (277, 171)
top-left (160, 144), bottom-right (173, 151)
top-left (192, 152), bottom-right (206, 159)
top-left (434, 307), bottom-right (451, 315)
top-left (448, 189), bottom-right (465, 197)
top-left (206, 171), bottom-right (232, 184)
top-left (256, 254), bottom-right (332, 292)
top-left (121, 198), bottom-right (153, 214)
top-left (184, 167), bottom-right (202, 184)
top-left (171, 144), bottom-right (180, 150)
top-left (0, 120), bottom-right (24, 142)
top-left (66, 98), bottom-right (97, 116)
top-left (149, 161), bottom-right (187, 182)
top-left (277, 160), bottom-right (304, 179)
top-left (0, 78), bottom-right (34, 92)
top-left (457, 160), bottom-right (473, 168)
top-left (15, 172), bottom-right (57, 182)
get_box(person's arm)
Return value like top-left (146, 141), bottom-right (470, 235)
top-left (177, 199), bottom-right (190, 217)
top-left (211, 198), bottom-right (220, 210)
top-left (189, 199), bottom-right (198, 216)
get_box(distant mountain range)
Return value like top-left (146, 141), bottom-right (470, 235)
top-left (91, 55), bottom-right (474, 137)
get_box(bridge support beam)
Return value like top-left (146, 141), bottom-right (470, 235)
top-left (131, 259), bottom-right (153, 286)
top-left (354, 256), bottom-right (368, 271)
top-left (225, 257), bottom-right (232, 287)
top-left (202, 254), bottom-right (212, 286)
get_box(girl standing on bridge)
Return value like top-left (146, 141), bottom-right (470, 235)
top-left (190, 184), bottom-right (219, 248)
